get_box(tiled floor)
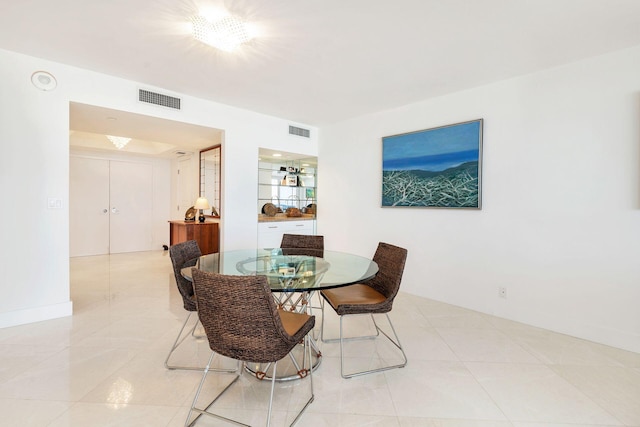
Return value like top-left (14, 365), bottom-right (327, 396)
top-left (1, 250), bottom-right (639, 426)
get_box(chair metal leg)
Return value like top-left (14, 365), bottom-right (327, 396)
top-left (185, 355), bottom-right (246, 427)
top-left (339, 313), bottom-right (407, 378)
top-left (266, 361), bottom-right (277, 427)
top-left (185, 339), bottom-right (314, 427)
top-left (165, 312), bottom-right (200, 370)
top-left (166, 312), bottom-right (238, 373)
top-left (290, 333), bottom-right (314, 426)
top-left (327, 311), bottom-right (406, 379)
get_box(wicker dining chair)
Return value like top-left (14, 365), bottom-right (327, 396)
top-left (165, 240), bottom-right (204, 370)
top-left (320, 242), bottom-right (408, 378)
top-left (185, 269), bottom-right (315, 427)
top-left (280, 233), bottom-right (324, 257)
top-left (167, 241), bottom-right (234, 373)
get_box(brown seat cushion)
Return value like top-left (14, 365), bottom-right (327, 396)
top-left (278, 309), bottom-right (312, 337)
top-left (322, 284), bottom-right (386, 310)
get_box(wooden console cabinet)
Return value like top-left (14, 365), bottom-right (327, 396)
top-left (169, 220), bottom-right (219, 255)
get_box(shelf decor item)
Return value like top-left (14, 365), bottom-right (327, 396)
top-left (184, 206), bottom-right (197, 221)
top-left (262, 203), bottom-right (278, 217)
top-left (285, 207), bottom-right (302, 217)
top-left (382, 119), bottom-right (483, 209)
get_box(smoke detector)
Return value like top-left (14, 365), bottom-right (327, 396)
top-left (31, 71), bottom-right (57, 91)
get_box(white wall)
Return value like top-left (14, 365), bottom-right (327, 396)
top-left (0, 48), bottom-right (318, 328)
top-left (319, 46), bottom-right (640, 353)
top-left (0, 51), bottom-right (72, 326)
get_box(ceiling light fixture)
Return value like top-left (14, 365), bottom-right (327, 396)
top-left (106, 135), bottom-right (131, 150)
top-left (191, 14), bottom-right (253, 52)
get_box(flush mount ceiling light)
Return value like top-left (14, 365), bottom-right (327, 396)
top-left (106, 135), bottom-right (131, 150)
top-left (191, 14), bottom-right (254, 52)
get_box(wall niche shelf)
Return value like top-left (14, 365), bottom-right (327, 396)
top-left (257, 152), bottom-right (317, 248)
top-left (258, 160), bottom-right (317, 214)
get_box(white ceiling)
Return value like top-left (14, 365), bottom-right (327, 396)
top-left (68, 102), bottom-right (223, 157)
top-left (3, 0), bottom-right (640, 153)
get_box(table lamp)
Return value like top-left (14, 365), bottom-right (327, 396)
top-left (194, 197), bottom-right (210, 223)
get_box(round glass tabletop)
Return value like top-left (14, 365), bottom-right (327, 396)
top-left (181, 248), bottom-right (378, 292)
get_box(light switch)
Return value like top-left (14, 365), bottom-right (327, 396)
top-left (48, 198), bottom-right (62, 209)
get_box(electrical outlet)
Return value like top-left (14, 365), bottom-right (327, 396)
top-left (498, 287), bottom-right (507, 298)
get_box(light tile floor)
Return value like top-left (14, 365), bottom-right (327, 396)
top-left (0, 251), bottom-right (639, 426)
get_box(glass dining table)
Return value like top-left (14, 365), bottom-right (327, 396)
top-left (180, 248), bottom-right (379, 380)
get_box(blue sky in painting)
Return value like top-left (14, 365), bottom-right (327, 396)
top-left (383, 120), bottom-right (481, 172)
top-left (383, 149), bottom-right (478, 171)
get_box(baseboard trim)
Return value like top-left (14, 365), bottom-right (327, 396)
top-left (0, 301), bottom-right (73, 329)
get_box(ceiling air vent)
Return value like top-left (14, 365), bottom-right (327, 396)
top-left (289, 125), bottom-right (310, 138)
top-left (139, 89), bottom-right (181, 110)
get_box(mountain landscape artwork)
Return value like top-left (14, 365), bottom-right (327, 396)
top-left (382, 119), bottom-right (483, 208)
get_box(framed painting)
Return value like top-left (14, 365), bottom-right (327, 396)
top-left (382, 119), bottom-right (483, 209)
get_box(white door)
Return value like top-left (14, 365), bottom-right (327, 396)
top-left (109, 161), bottom-right (153, 253)
top-left (70, 157), bottom-right (153, 256)
top-left (70, 157), bottom-right (110, 256)
top-left (177, 157), bottom-right (194, 217)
